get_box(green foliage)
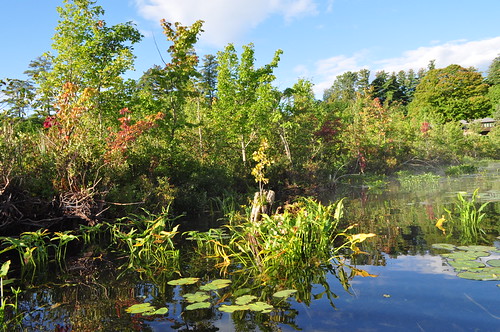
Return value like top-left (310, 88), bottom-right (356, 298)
top-left (444, 189), bottom-right (489, 244)
top-left (409, 64), bottom-right (491, 122)
top-left (109, 207), bottom-right (180, 274)
top-left (0, 261), bottom-right (22, 330)
top-left (186, 198), bottom-right (376, 279)
top-left (445, 164), bottom-right (478, 176)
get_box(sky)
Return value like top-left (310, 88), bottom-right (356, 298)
top-left (1, 0), bottom-right (499, 98)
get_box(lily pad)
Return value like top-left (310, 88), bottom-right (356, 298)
top-left (457, 271), bottom-right (500, 281)
top-left (235, 295), bottom-right (258, 305)
top-left (248, 301), bottom-right (274, 313)
top-left (199, 279), bottom-right (232, 291)
top-left (432, 243), bottom-right (456, 251)
top-left (183, 291), bottom-right (210, 303)
top-left (445, 251), bottom-right (490, 260)
top-left (456, 245), bottom-right (496, 252)
top-left (219, 304), bottom-right (250, 313)
top-left (448, 260), bottom-right (485, 270)
top-left (486, 259), bottom-right (500, 267)
top-left (186, 302), bottom-right (211, 310)
top-left (152, 307), bottom-right (169, 315)
top-left (167, 277), bottom-right (200, 286)
top-left (273, 289), bottom-right (297, 298)
top-left (126, 303), bottom-right (154, 314)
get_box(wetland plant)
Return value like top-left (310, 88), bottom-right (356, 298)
top-left (444, 188), bottom-right (489, 244)
top-left (186, 198), bottom-right (375, 278)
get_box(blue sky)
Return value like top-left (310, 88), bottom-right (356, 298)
top-left (1, 0), bottom-right (499, 97)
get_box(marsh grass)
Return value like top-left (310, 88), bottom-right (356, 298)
top-left (444, 188), bottom-right (489, 244)
top-left (186, 198), bottom-right (375, 278)
top-left (110, 207), bottom-right (181, 274)
top-left (396, 170), bottom-right (440, 189)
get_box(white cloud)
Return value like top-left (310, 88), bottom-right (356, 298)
top-left (310, 37), bottom-right (500, 98)
top-left (134, 0), bottom-right (318, 47)
top-left (376, 37), bottom-right (500, 74)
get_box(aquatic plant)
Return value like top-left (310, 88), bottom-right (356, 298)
top-left (50, 231), bottom-right (80, 270)
top-left (0, 261), bottom-right (22, 331)
top-left (445, 164), bottom-right (478, 176)
top-left (396, 170), bottom-right (440, 189)
top-left (186, 198), bottom-right (375, 279)
top-left (0, 229), bottom-right (53, 281)
top-left (444, 189), bottom-right (489, 244)
top-left (110, 207), bottom-right (180, 274)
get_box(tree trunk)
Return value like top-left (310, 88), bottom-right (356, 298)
top-left (250, 190), bottom-right (275, 223)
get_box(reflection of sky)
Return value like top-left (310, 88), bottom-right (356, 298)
top-left (280, 254), bottom-right (500, 332)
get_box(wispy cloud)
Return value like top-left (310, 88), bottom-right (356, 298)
top-left (311, 37), bottom-right (500, 97)
top-left (134, 0), bottom-right (318, 47)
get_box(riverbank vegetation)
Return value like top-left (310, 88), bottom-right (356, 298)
top-left (0, 0), bottom-right (498, 232)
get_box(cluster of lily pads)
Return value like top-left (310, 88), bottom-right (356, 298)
top-left (125, 277), bottom-right (297, 316)
top-left (432, 243), bottom-right (500, 282)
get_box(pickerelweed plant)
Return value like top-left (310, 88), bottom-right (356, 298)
top-left (444, 188), bottom-right (489, 244)
top-left (185, 198), bottom-right (376, 279)
top-left (109, 207), bottom-right (181, 275)
top-left (0, 261), bottom-right (22, 330)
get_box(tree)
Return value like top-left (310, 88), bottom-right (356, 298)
top-left (0, 78), bottom-right (35, 117)
top-left (210, 43), bottom-right (282, 168)
top-left (408, 64), bottom-right (491, 122)
top-left (35, 0), bottom-right (142, 120)
top-left (487, 56), bottom-right (500, 118)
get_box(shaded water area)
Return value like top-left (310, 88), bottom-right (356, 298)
top-left (9, 163), bottom-right (500, 331)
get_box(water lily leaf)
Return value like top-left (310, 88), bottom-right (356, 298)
top-left (152, 307), bottom-right (169, 315)
top-left (199, 279), bottom-right (232, 291)
top-left (248, 301), bottom-right (273, 312)
top-left (167, 277), bottom-right (199, 286)
top-left (219, 304), bottom-right (250, 312)
top-left (184, 291), bottom-right (210, 303)
top-left (448, 260), bottom-right (485, 270)
top-left (186, 302), bottom-right (211, 310)
top-left (445, 251), bottom-right (489, 260)
top-left (457, 271), bottom-right (500, 281)
top-left (235, 295), bottom-right (257, 305)
top-left (273, 289), bottom-right (297, 298)
top-left (233, 288), bottom-right (251, 297)
top-left (126, 303), bottom-right (154, 314)
top-left (468, 267), bottom-right (500, 274)
top-left (486, 259), bottom-right (500, 267)
top-left (456, 245), bottom-right (496, 252)
top-left (432, 243), bottom-right (456, 251)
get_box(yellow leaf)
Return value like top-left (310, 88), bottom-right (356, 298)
top-left (350, 233), bottom-right (376, 242)
top-left (352, 268), bottom-right (378, 277)
top-left (435, 215), bottom-right (446, 235)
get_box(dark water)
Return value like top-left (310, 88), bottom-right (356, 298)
top-left (10, 163), bottom-right (500, 331)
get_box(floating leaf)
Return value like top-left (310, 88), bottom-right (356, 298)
top-left (352, 267), bottom-right (378, 277)
top-left (219, 304), bottom-right (250, 312)
top-left (152, 307), bottom-right (169, 315)
top-left (199, 279), bottom-right (232, 291)
top-left (167, 277), bottom-right (199, 286)
top-left (456, 245), bottom-right (496, 252)
top-left (183, 291), bottom-right (210, 303)
top-left (486, 259), bottom-right (500, 267)
top-left (186, 302), bottom-right (211, 310)
top-left (448, 260), bottom-right (485, 270)
top-left (383, 294), bottom-right (391, 298)
top-left (235, 295), bottom-right (257, 305)
top-left (445, 251), bottom-right (489, 260)
top-left (272, 289), bottom-right (297, 298)
top-left (126, 303), bottom-right (154, 314)
top-left (248, 301), bottom-right (273, 312)
top-left (432, 243), bottom-right (456, 251)
top-left (457, 271), bottom-right (500, 281)
top-left (233, 288), bottom-right (251, 297)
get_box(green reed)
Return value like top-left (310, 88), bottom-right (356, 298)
top-left (110, 207), bottom-right (180, 273)
top-left (187, 198), bottom-right (375, 278)
top-left (445, 188), bottom-right (489, 244)
top-left (0, 260), bottom-right (22, 331)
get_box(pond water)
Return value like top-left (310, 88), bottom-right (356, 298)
top-left (10, 163), bottom-right (500, 331)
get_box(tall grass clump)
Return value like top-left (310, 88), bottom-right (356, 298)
top-left (444, 188), bottom-right (489, 243)
top-left (109, 207), bottom-right (180, 274)
top-left (186, 198), bottom-right (375, 277)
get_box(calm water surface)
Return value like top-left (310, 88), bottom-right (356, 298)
top-left (14, 163), bottom-right (500, 331)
